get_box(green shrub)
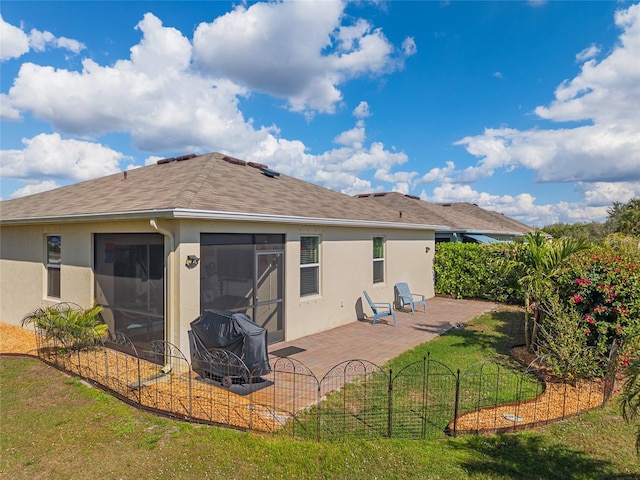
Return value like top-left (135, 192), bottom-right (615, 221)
top-left (434, 242), bottom-right (522, 303)
top-left (22, 303), bottom-right (106, 350)
top-left (536, 296), bottom-right (607, 379)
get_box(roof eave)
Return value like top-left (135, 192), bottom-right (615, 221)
top-left (437, 228), bottom-right (529, 237)
top-left (0, 207), bottom-right (443, 231)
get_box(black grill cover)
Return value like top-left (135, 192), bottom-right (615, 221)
top-left (189, 310), bottom-right (270, 376)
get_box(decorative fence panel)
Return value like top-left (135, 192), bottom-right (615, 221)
top-left (31, 329), bottom-right (614, 442)
top-left (317, 360), bottom-right (389, 441)
top-left (390, 355), bottom-right (458, 440)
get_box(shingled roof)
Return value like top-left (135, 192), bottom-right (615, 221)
top-left (0, 153), bottom-right (440, 229)
top-left (356, 192), bottom-right (534, 235)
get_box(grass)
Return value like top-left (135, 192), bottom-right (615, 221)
top-left (1, 310), bottom-right (639, 479)
top-left (292, 308), bottom-right (541, 440)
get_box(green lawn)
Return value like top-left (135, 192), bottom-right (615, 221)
top-left (1, 310), bottom-right (638, 479)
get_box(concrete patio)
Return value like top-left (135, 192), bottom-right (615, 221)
top-left (267, 296), bottom-right (498, 378)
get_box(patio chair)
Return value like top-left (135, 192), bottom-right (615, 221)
top-left (362, 291), bottom-right (397, 326)
top-left (395, 282), bottom-right (426, 314)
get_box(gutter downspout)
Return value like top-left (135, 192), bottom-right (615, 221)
top-left (151, 218), bottom-right (175, 374)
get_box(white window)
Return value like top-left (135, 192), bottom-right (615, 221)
top-left (373, 236), bottom-right (385, 284)
top-left (300, 236), bottom-right (319, 296)
top-left (46, 235), bottom-right (61, 298)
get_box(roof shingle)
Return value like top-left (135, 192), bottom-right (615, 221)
top-left (0, 153), bottom-right (432, 227)
top-left (356, 192), bottom-right (534, 235)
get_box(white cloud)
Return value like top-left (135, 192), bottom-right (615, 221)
top-left (373, 168), bottom-right (417, 194)
top-left (575, 43), bottom-right (600, 62)
top-left (456, 124), bottom-right (640, 183)
top-left (0, 93), bottom-right (21, 120)
top-left (130, 13), bottom-right (191, 75)
top-left (192, 1), bottom-right (403, 114)
top-left (28, 29), bottom-right (56, 51)
top-left (423, 183), bottom-right (565, 226)
top-left (451, 2), bottom-right (640, 223)
top-left (493, 71), bottom-right (503, 79)
top-left (334, 125), bottom-right (365, 147)
top-left (419, 178), bottom-right (639, 227)
top-left (418, 161), bottom-right (456, 183)
top-left (578, 181), bottom-right (640, 207)
top-left (9, 180), bottom-right (60, 199)
top-left (353, 101), bottom-right (370, 118)
top-left (3, 9), bottom-right (405, 154)
top-left (535, 4), bottom-right (640, 125)
top-left (2, 8), bottom-right (412, 201)
top-left (0, 15), bottom-right (29, 60)
top-left (3, 14), bottom-right (267, 152)
top-left (28, 28), bottom-right (85, 53)
top-left (402, 36), bottom-right (417, 57)
top-left (0, 133), bottom-right (124, 182)
top-left (0, 15), bottom-right (85, 61)
top-left (144, 155), bottom-right (165, 166)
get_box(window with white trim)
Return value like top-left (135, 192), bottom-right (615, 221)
top-left (373, 236), bottom-right (385, 284)
top-left (300, 236), bottom-right (320, 297)
top-left (46, 235), bottom-right (61, 298)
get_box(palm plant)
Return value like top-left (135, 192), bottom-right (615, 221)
top-left (621, 355), bottom-right (640, 454)
top-left (22, 302), bottom-right (106, 350)
top-left (518, 231), bottom-right (587, 350)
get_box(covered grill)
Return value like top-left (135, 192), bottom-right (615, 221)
top-left (188, 310), bottom-right (270, 386)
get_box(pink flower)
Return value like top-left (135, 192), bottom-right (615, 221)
top-left (571, 294), bottom-right (582, 304)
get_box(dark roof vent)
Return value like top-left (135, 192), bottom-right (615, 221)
top-left (223, 155), bottom-right (247, 166)
top-left (405, 194), bottom-right (420, 200)
top-left (356, 194), bottom-right (371, 198)
top-left (248, 161), bottom-right (268, 169)
top-left (157, 157), bottom-right (176, 165)
top-left (260, 167), bottom-right (280, 178)
top-left (373, 193), bottom-right (387, 197)
top-left (441, 203), bottom-right (452, 207)
top-left (176, 154), bottom-right (197, 161)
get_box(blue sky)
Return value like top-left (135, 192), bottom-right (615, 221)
top-left (1, 1), bottom-right (639, 226)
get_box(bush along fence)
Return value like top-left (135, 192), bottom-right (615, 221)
top-left (31, 329), bottom-right (615, 442)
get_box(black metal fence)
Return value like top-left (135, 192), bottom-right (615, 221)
top-left (32, 330), bottom-right (614, 441)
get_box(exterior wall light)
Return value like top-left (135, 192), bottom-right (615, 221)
top-left (185, 255), bottom-right (200, 269)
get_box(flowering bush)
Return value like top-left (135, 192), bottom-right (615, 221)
top-left (537, 296), bottom-right (609, 379)
top-left (558, 243), bottom-right (640, 363)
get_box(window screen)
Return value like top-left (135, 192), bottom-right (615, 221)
top-left (373, 236), bottom-right (384, 284)
top-left (46, 235), bottom-right (61, 298)
top-left (300, 236), bottom-right (319, 296)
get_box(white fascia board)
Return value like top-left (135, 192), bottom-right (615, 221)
top-left (1, 207), bottom-right (447, 231)
top-left (171, 208), bottom-right (444, 230)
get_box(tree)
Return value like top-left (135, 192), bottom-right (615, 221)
top-left (518, 231), bottom-right (588, 350)
top-left (606, 197), bottom-right (640, 236)
top-left (541, 222), bottom-right (607, 243)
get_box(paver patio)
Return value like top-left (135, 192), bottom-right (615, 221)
top-left (267, 296), bottom-right (498, 378)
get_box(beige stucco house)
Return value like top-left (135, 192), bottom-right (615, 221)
top-left (0, 153), bottom-right (442, 356)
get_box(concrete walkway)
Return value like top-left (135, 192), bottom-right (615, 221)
top-left (268, 296), bottom-right (497, 378)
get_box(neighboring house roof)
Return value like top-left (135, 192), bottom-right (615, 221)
top-left (355, 192), bottom-right (535, 236)
top-left (0, 153), bottom-right (441, 230)
top-left (434, 201), bottom-right (535, 235)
